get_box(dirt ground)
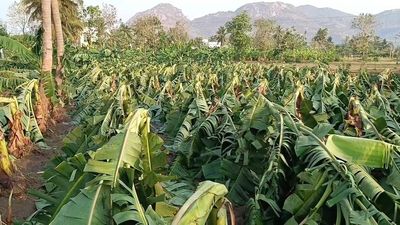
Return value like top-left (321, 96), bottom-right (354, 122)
top-left (0, 119), bottom-right (74, 224)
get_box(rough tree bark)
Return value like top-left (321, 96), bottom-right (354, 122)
top-left (51, 0), bottom-right (64, 97)
top-left (41, 0), bottom-right (52, 73)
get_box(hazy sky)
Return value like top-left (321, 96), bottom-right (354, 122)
top-left (1, 0), bottom-right (400, 22)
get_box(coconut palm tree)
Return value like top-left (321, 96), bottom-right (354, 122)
top-left (23, 0), bottom-right (83, 42)
top-left (215, 26), bottom-right (227, 46)
top-left (51, 0), bottom-right (64, 95)
top-left (41, 0), bottom-right (52, 73)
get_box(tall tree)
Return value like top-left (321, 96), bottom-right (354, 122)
top-left (212, 26), bottom-right (227, 47)
top-left (51, 0), bottom-right (64, 95)
top-left (102, 4), bottom-right (118, 33)
top-left (311, 28), bottom-right (334, 50)
top-left (168, 21), bottom-right (189, 44)
top-left (225, 12), bottom-right (252, 57)
top-left (41, 0), bottom-right (52, 73)
top-left (82, 4), bottom-right (118, 46)
top-left (83, 5), bottom-right (105, 45)
top-left (351, 13), bottom-right (376, 58)
top-left (23, 0), bottom-right (83, 41)
top-left (253, 19), bottom-right (276, 51)
top-left (107, 22), bottom-right (134, 49)
top-left (274, 26), bottom-right (306, 52)
top-left (132, 16), bottom-right (164, 49)
top-left (7, 1), bottom-right (37, 35)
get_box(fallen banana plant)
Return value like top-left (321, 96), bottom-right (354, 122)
top-left (0, 79), bottom-right (52, 177)
top-left (22, 48), bottom-right (400, 225)
top-left (172, 181), bottom-right (234, 225)
top-left (0, 97), bottom-right (17, 176)
top-left (326, 134), bottom-right (396, 169)
top-left (27, 109), bottom-right (235, 225)
top-left (0, 128), bottom-right (11, 176)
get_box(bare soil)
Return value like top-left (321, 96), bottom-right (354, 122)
top-left (0, 119), bottom-right (74, 224)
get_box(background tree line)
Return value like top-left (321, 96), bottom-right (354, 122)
top-left (210, 12), bottom-right (399, 61)
top-left (2, 1), bottom-right (400, 63)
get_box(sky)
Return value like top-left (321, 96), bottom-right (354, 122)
top-left (1, 0), bottom-right (400, 22)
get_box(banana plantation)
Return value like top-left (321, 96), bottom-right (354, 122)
top-left (1, 42), bottom-right (400, 225)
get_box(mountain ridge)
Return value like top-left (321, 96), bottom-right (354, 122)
top-left (126, 2), bottom-right (400, 43)
top-left (126, 3), bottom-right (190, 29)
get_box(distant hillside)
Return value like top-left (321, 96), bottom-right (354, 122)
top-left (126, 3), bottom-right (190, 29)
top-left (190, 11), bottom-right (235, 38)
top-left (126, 1), bottom-right (400, 43)
top-left (375, 9), bottom-right (400, 43)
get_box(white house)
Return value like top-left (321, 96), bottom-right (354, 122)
top-left (202, 39), bottom-right (221, 48)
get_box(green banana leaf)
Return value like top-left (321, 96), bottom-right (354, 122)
top-left (0, 35), bottom-right (38, 64)
top-left (326, 135), bottom-right (394, 168)
top-left (84, 110), bottom-right (147, 187)
top-left (50, 185), bottom-right (111, 225)
top-left (172, 181), bottom-right (228, 225)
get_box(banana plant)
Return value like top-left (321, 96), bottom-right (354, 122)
top-left (28, 108), bottom-right (234, 225)
top-left (172, 181), bottom-right (234, 225)
top-left (25, 46), bottom-right (400, 225)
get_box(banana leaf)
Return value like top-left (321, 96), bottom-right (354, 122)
top-left (326, 135), bottom-right (394, 168)
top-left (171, 181), bottom-right (228, 225)
top-left (50, 185), bottom-right (111, 225)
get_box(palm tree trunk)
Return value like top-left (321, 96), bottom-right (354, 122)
top-left (41, 0), bottom-right (52, 73)
top-left (51, 0), bottom-right (64, 96)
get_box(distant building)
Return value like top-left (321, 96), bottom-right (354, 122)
top-left (202, 39), bottom-right (221, 48)
top-left (79, 34), bottom-right (89, 47)
top-left (79, 27), bottom-right (103, 47)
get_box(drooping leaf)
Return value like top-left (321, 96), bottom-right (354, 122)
top-left (326, 135), bottom-right (394, 168)
top-left (50, 185), bottom-right (111, 225)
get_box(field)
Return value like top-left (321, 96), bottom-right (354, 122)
top-left (273, 59), bottom-right (400, 74)
top-left (2, 0), bottom-right (400, 223)
top-left (0, 46), bottom-right (400, 225)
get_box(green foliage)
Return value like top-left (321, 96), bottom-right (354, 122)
top-left (225, 12), bottom-right (252, 58)
top-left (22, 0), bottom-right (84, 41)
top-left (311, 28), bottom-right (334, 50)
top-left (0, 35), bottom-right (38, 64)
top-left (50, 185), bottom-right (111, 225)
top-left (274, 26), bottom-right (307, 53)
top-left (83, 5), bottom-right (106, 45)
top-left (211, 26), bottom-right (227, 46)
top-left (253, 19), bottom-right (276, 51)
top-left (0, 35), bottom-right (47, 177)
top-left (280, 48), bottom-right (340, 63)
top-left (132, 16), bottom-right (165, 50)
top-left (349, 13), bottom-right (377, 58)
top-left (20, 46), bottom-right (400, 225)
top-left (0, 23), bottom-right (8, 36)
top-left (167, 22), bottom-right (189, 45)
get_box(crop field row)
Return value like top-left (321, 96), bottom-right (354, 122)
top-left (1, 1), bottom-right (400, 224)
top-left (1, 48), bottom-right (393, 225)
top-left (271, 60), bottom-right (400, 74)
